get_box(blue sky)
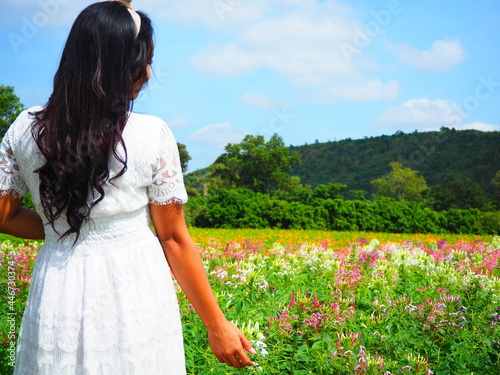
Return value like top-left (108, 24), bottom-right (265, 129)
top-left (1, 0), bottom-right (499, 172)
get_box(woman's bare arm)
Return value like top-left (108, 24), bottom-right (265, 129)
top-left (0, 193), bottom-right (44, 240)
top-left (149, 202), bottom-right (255, 368)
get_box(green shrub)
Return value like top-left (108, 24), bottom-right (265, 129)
top-left (187, 189), bottom-right (496, 234)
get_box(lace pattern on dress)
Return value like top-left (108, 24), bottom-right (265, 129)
top-left (0, 128), bottom-right (28, 199)
top-left (148, 123), bottom-right (188, 205)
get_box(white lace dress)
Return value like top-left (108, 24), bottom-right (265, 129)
top-left (0, 107), bottom-right (188, 374)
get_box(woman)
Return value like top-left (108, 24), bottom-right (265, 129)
top-left (0, 1), bottom-right (255, 373)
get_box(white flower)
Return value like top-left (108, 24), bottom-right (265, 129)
top-left (251, 332), bottom-right (268, 357)
top-left (253, 362), bottom-right (263, 371)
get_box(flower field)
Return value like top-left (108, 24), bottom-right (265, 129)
top-left (1, 230), bottom-right (500, 374)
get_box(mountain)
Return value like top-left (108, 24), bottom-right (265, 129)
top-left (289, 128), bottom-right (500, 197)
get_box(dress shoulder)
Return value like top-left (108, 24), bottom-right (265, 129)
top-left (126, 113), bottom-right (188, 206)
top-left (0, 106), bottom-right (42, 198)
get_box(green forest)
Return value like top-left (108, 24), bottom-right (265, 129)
top-left (290, 129), bottom-right (500, 198)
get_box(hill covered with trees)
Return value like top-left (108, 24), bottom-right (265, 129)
top-left (183, 133), bottom-right (499, 235)
top-left (289, 128), bottom-right (500, 198)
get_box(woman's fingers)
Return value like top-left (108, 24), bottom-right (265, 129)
top-left (228, 352), bottom-right (251, 368)
top-left (217, 350), bottom-right (252, 368)
top-left (228, 354), bottom-right (243, 368)
top-left (215, 353), bottom-right (246, 368)
top-left (234, 351), bottom-right (253, 367)
top-left (208, 320), bottom-right (255, 368)
top-left (240, 331), bottom-right (257, 355)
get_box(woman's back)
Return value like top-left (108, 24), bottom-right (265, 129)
top-left (6, 107), bottom-right (189, 374)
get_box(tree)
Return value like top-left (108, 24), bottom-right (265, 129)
top-left (492, 170), bottom-right (500, 202)
top-left (347, 189), bottom-right (369, 201)
top-left (177, 142), bottom-right (191, 173)
top-left (0, 85), bottom-right (25, 138)
top-left (430, 175), bottom-right (487, 211)
top-left (313, 183), bottom-right (347, 200)
top-left (210, 133), bottom-right (301, 194)
top-left (371, 161), bottom-right (428, 202)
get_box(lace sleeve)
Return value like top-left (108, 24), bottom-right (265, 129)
top-left (148, 123), bottom-right (188, 205)
top-left (0, 125), bottom-right (28, 199)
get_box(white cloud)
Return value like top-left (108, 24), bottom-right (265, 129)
top-left (188, 122), bottom-right (246, 148)
top-left (387, 39), bottom-right (466, 71)
top-left (190, 6), bottom-right (398, 102)
top-left (444, 122), bottom-right (499, 132)
top-left (167, 115), bottom-right (189, 129)
top-left (372, 98), bottom-right (465, 129)
top-left (372, 98), bottom-right (500, 133)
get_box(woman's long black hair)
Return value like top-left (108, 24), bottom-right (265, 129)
top-left (32, 1), bottom-right (154, 241)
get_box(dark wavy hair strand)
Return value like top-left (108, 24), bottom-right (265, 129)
top-left (31, 1), bottom-right (154, 241)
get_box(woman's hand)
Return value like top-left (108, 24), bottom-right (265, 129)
top-left (208, 320), bottom-right (256, 368)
